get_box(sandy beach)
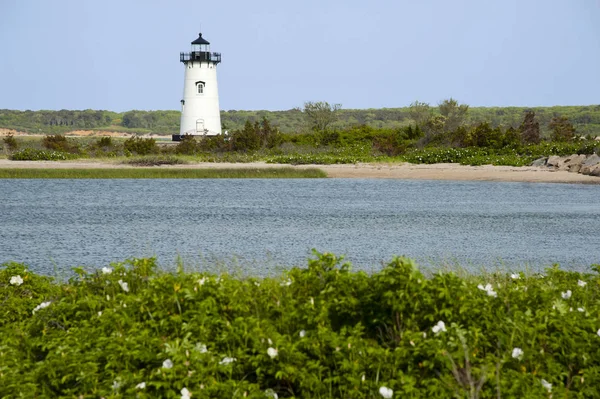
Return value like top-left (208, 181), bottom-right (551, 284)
top-left (0, 158), bottom-right (599, 184)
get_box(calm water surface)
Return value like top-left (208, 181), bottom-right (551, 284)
top-left (1, 179), bottom-right (599, 275)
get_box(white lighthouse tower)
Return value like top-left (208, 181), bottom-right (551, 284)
top-left (176, 32), bottom-right (222, 140)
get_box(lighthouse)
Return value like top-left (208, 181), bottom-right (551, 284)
top-left (175, 32), bottom-right (222, 140)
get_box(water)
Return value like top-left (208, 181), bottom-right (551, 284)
top-left (1, 179), bottom-right (599, 276)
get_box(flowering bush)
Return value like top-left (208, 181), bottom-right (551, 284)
top-left (1, 255), bottom-right (600, 397)
top-left (9, 148), bottom-right (79, 161)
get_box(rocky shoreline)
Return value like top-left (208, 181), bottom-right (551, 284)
top-left (532, 154), bottom-right (600, 177)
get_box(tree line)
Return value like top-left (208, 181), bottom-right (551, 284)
top-left (1, 103), bottom-right (600, 137)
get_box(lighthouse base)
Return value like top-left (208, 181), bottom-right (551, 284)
top-left (172, 134), bottom-right (209, 142)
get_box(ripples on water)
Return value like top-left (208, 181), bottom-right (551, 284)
top-left (1, 179), bottom-right (599, 276)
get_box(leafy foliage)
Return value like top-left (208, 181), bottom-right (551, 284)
top-left (2, 134), bottom-right (18, 152)
top-left (549, 116), bottom-right (577, 142)
top-left (9, 148), bottom-right (78, 161)
top-left (2, 254), bottom-right (600, 397)
top-left (303, 101), bottom-right (342, 132)
top-left (519, 111), bottom-right (541, 144)
top-left (123, 136), bottom-right (158, 156)
top-left (42, 134), bottom-right (80, 153)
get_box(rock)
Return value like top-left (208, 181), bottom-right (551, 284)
top-left (530, 157), bottom-right (547, 167)
top-left (580, 154), bottom-right (600, 175)
top-left (589, 164), bottom-right (600, 177)
top-left (582, 153), bottom-right (600, 168)
top-left (558, 154), bottom-right (586, 172)
top-left (547, 156), bottom-right (561, 168)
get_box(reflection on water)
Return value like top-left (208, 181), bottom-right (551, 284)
top-left (1, 179), bottom-right (599, 275)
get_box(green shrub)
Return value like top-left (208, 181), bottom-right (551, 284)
top-left (2, 134), bottom-right (18, 152)
top-left (124, 136), bottom-right (158, 155)
top-left (123, 155), bottom-right (187, 166)
top-left (42, 134), bottom-right (80, 153)
top-left (1, 254), bottom-right (600, 397)
top-left (9, 148), bottom-right (78, 161)
top-left (174, 135), bottom-right (200, 155)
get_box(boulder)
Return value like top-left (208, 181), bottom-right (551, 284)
top-left (580, 154), bottom-right (600, 175)
top-left (530, 157), bottom-right (547, 167)
top-left (582, 153), bottom-right (600, 168)
top-left (547, 156), bottom-right (562, 168)
top-left (560, 154), bottom-right (586, 172)
top-left (588, 164), bottom-right (600, 177)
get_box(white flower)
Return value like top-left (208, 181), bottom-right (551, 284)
top-left (561, 290), bottom-right (572, 299)
top-left (10, 275), bottom-right (23, 286)
top-left (118, 279), bottom-right (129, 292)
top-left (281, 278), bottom-right (292, 286)
top-left (512, 347), bottom-right (524, 360)
top-left (267, 347), bottom-right (278, 359)
top-left (106, 294), bottom-right (111, 301)
top-left (578, 280), bottom-right (587, 287)
top-left (541, 379), bottom-right (552, 392)
top-left (181, 387), bottom-right (191, 399)
top-left (432, 321), bottom-right (447, 334)
top-left (162, 358), bottom-right (173, 369)
top-left (578, 307), bottom-right (585, 312)
top-left (264, 388), bottom-right (278, 398)
top-left (112, 380), bottom-right (120, 390)
top-left (299, 330), bottom-right (306, 338)
top-left (477, 283), bottom-right (497, 297)
top-left (32, 301), bottom-right (51, 314)
top-left (101, 267), bottom-right (112, 274)
top-left (597, 329), bottom-right (600, 337)
top-left (379, 386), bottom-right (393, 398)
top-left (219, 356), bottom-right (236, 365)
top-left (267, 338), bottom-right (273, 345)
top-left (510, 273), bottom-right (520, 280)
top-left (98, 311), bottom-right (102, 316)
top-left (361, 374), bottom-right (366, 382)
top-left (198, 277), bottom-right (207, 286)
top-left (135, 382), bottom-right (146, 389)
top-left (195, 343), bottom-right (207, 353)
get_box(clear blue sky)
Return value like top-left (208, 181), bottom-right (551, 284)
top-left (1, 0), bottom-right (598, 112)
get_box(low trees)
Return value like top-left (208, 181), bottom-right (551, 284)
top-left (519, 111), bottom-right (541, 144)
top-left (549, 116), bottom-right (576, 142)
top-left (303, 101), bottom-right (342, 132)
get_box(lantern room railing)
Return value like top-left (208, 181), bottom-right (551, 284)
top-left (180, 51), bottom-right (221, 64)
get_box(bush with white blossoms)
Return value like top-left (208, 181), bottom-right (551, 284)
top-left (1, 254), bottom-right (600, 397)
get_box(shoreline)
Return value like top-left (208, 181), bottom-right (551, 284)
top-left (0, 159), bottom-right (599, 184)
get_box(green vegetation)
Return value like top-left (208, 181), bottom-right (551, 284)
top-left (2, 253), bottom-right (600, 397)
top-left (2, 104), bottom-right (600, 136)
top-left (2, 101), bottom-right (599, 168)
top-left (0, 167), bottom-right (327, 179)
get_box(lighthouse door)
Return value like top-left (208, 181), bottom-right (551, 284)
top-left (196, 119), bottom-right (206, 134)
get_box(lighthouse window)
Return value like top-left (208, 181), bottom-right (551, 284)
top-left (196, 82), bottom-right (205, 94)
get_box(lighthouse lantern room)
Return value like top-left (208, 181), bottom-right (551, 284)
top-left (175, 32), bottom-right (222, 141)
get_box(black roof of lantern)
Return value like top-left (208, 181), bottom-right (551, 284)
top-left (191, 33), bottom-right (210, 45)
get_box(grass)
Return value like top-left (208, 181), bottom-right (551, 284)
top-left (0, 167), bottom-right (327, 179)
